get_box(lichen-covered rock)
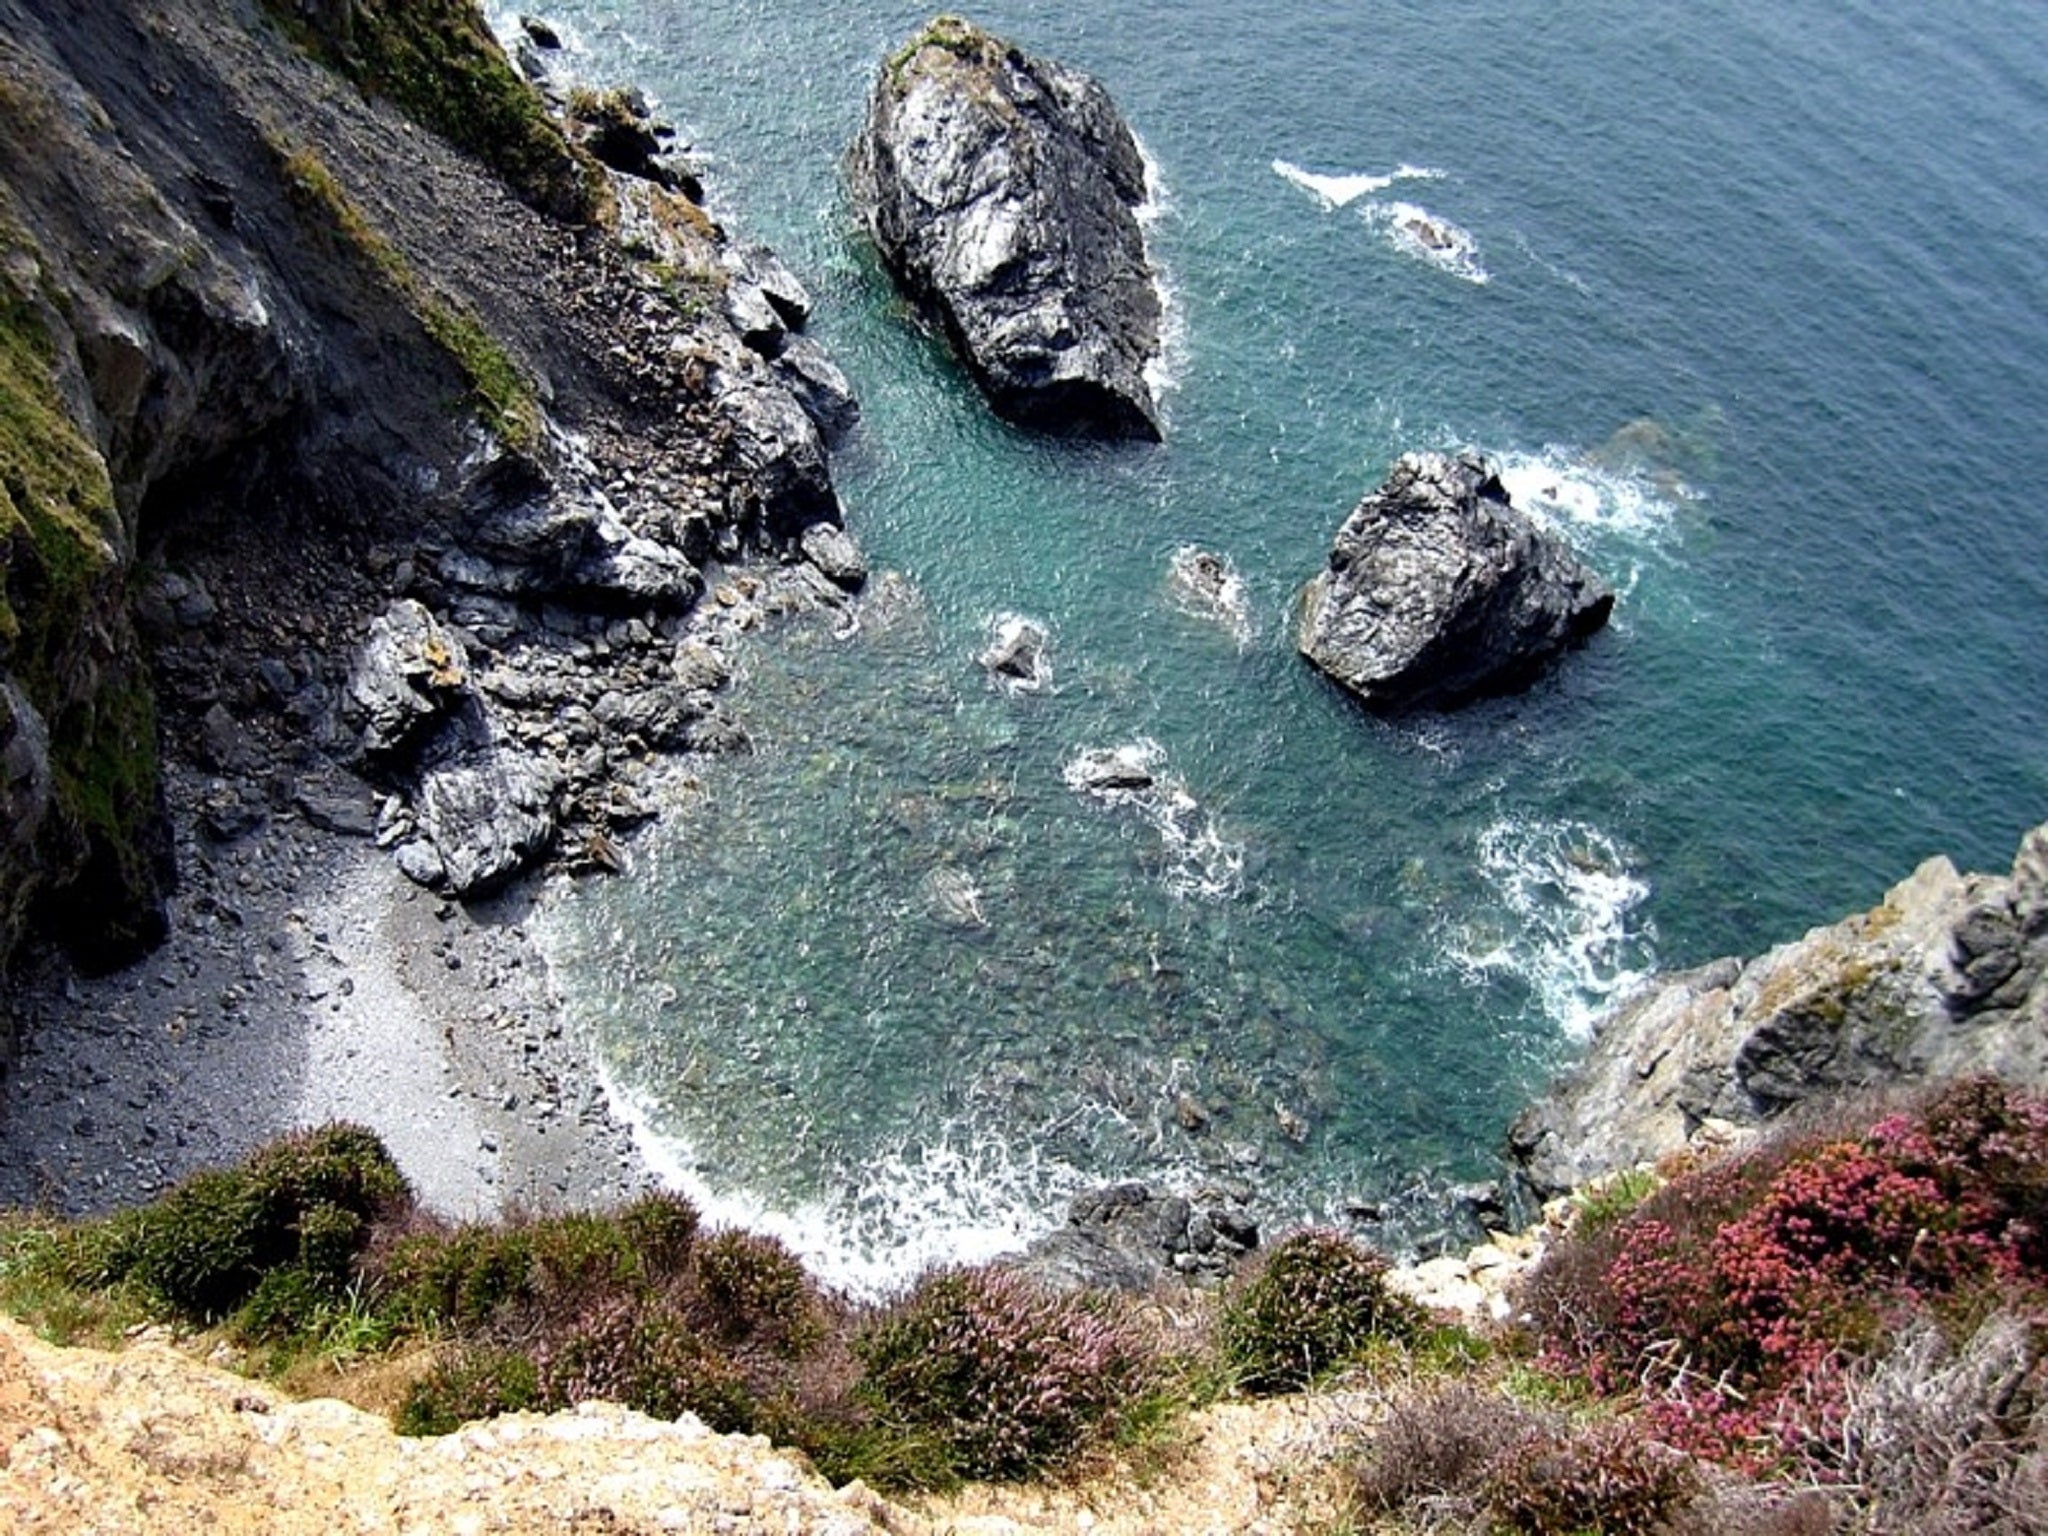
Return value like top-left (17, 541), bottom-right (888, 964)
top-left (1508, 823), bottom-right (2048, 1201)
top-left (849, 14), bottom-right (1163, 439)
top-left (1296, 452), bottom-right (1614, 711)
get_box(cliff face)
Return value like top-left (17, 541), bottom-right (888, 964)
top-left (0, 0), bottom-right (857, 997)
top-left (1509, 823), bottom-right (2048, 1199)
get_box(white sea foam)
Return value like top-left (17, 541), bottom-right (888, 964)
top-left (1063, 740), bottom-right (1247, 902)
top-left (595, 1057), bottom-right (1088, 1296)
top-left (1493, 449), bottom-right (1689, 541)
top-left (1134, 137), bottom-right (1188, 403)
top-left (1365, 201), bottom-right (1490, 283)
top-left (1442, 817), bottom-right (1656, 1041)
top-left (1272, 158), bottom-right (1443, 209)
top-left (978, 611), bottom-right (1052, 694)
top-left (1164, 544), bottom-right (1256, 648)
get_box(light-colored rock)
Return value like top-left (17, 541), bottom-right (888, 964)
top-left (1298, 451), bottom-right (1613, 711)
top-left (1510, 823), bottom-right (2048, 1199)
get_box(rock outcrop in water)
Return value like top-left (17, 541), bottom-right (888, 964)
top-left (1296, 452), bottom-right (1613, 710)
top-left (848, 15), bottom-right (1164, 439)
top-left (1508, 822), bottom-right (2048, 1201)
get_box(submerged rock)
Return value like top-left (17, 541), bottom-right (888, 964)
top-left (1296, 451), bottom-right (1613, 710)
top-left (849, 14), bottom-right (1163, 439)
top-left (978, 614), bottom-right (1051, 692)
top-left (1508, 822), bottom-right (2048, 1202)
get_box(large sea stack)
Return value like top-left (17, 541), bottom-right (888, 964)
top-left (1296, 452), bottom-right (1614, 710)
top-left (848, 15), bottom-right (1164, 440)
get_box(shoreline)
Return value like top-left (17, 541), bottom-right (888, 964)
top-left (0, 759), bottom-right (655, 1224)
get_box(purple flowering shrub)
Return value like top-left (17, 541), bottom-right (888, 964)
top-left (1525, 1078), bottom-right (2048, 1463)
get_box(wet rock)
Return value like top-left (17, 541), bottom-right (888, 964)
top-left (772, 336), bottom-right (860, 444)
top-left (849, 16), bottom-right (1163, 438)
top-left (1064, 742), bottom-right (1155, 793)
top-left (720, 241), bottom-right (812, 354)
top-left (710, 373), bottom-right (839, 539)
top-left (798, 522), bottom-right (867, 589)
top-left (978, 615), bottom-right (1050, 693)
top-left (1014, 1182), bottom-right (1259, 1292)
top-left (1297, 451), bottom-right (1613, 711)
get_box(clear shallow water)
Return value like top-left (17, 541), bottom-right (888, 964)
top-left (517, 0), bottom-right (2048, 1289)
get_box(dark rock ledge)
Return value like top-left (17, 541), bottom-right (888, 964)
top-left (848, 14), bottom-right (1164, 440)
top-left (1297, 451), bottom-right (1613, 711)
top-left (0, 0), bottom-right (875, 982)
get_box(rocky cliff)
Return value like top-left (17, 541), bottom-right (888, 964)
top-left (0, 0), bottom-right (859, 996)
top-left (1509, 822), bottom-right (2048, 1200)
top-left (848, 15), bottom-right (1164, 439)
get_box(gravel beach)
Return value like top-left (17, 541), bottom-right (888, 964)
top-left (0, 760), bottom-right (656, 1222)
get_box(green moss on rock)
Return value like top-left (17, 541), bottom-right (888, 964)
top-left (276, 141), bottom-right (543, 453)
top-left (0, 215), bottom-right (167, 966)
top-left (264, 0), bottom-right (607, 224)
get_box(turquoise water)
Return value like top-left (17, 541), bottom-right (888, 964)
top-left (518, 1), bottom-right (2048, 1287)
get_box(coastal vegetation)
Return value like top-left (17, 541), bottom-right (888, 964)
top-left (259, 0), bottom-right (607, 223)
top-left (6, 1078), bottom-right (2046, 1527)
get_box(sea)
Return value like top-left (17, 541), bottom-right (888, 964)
top-left (499, 0), bottom-right (2048, 1293)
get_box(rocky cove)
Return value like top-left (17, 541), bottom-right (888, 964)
top-left (5, 1), bottom-right (2048, 1526)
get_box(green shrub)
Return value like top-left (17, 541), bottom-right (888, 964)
top-left (694, 1229), bottom-right (815, 1352)
top-left (378, 1224), bottom-right (538, 1330)
top-left (855, 1266), bottom-right (1152, 1484)
top-left (617, 1190), bottom-right (700, 1277)
top-left (234, 1266), bottom-right (331, 1343)
top-left (1482, 1420), bottom-right (1703, 1535)
top-left (1219, 1229), bottom-right (1422, 1393)
top-left (396, 1347), bottom-right (541, 1436)
top-left (1572, 1167), bottom-right (1661, 1233)
top-left (84, 1124), bottom-right (406, 1323)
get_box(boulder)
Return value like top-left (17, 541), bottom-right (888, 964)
top-left (772, 336), bottom-right (860, 444)
top-left (978, 615), bottom-right (1050, 692)
top-left (1508, 823), bottom-right (2048, 1202)
top-left (1297, 452), bottom-right (1614, 710)
top-left (1012, 1182), bottom-right (1259, 1292)
top-left (849, 15), bottom-right (1163, 439)
top-left (400, 745), bottom-right (562, 899)
top-left (343, 600), bottom-right (474, 763)
top-left (798, 522), bottom-right (868, 589)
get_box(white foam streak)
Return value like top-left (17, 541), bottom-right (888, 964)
top-left (1443, 818), bottom-right (1656, 1041)
top-left (1365, 201), bottom-right (1489, 283)
top-left (1063, 740), bottom-right (1247, 902)
top-left (1493, 449), bottom-right (1688, 540)
top-left (1273, 158), bottom-right (1443, 209)
top-left (1135, 138), bottom-right (1188, 402)
top-left (1164, 545), bottom-right (1256, 648)
top-left (592, 1056), bottom-right (1076, 1298)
